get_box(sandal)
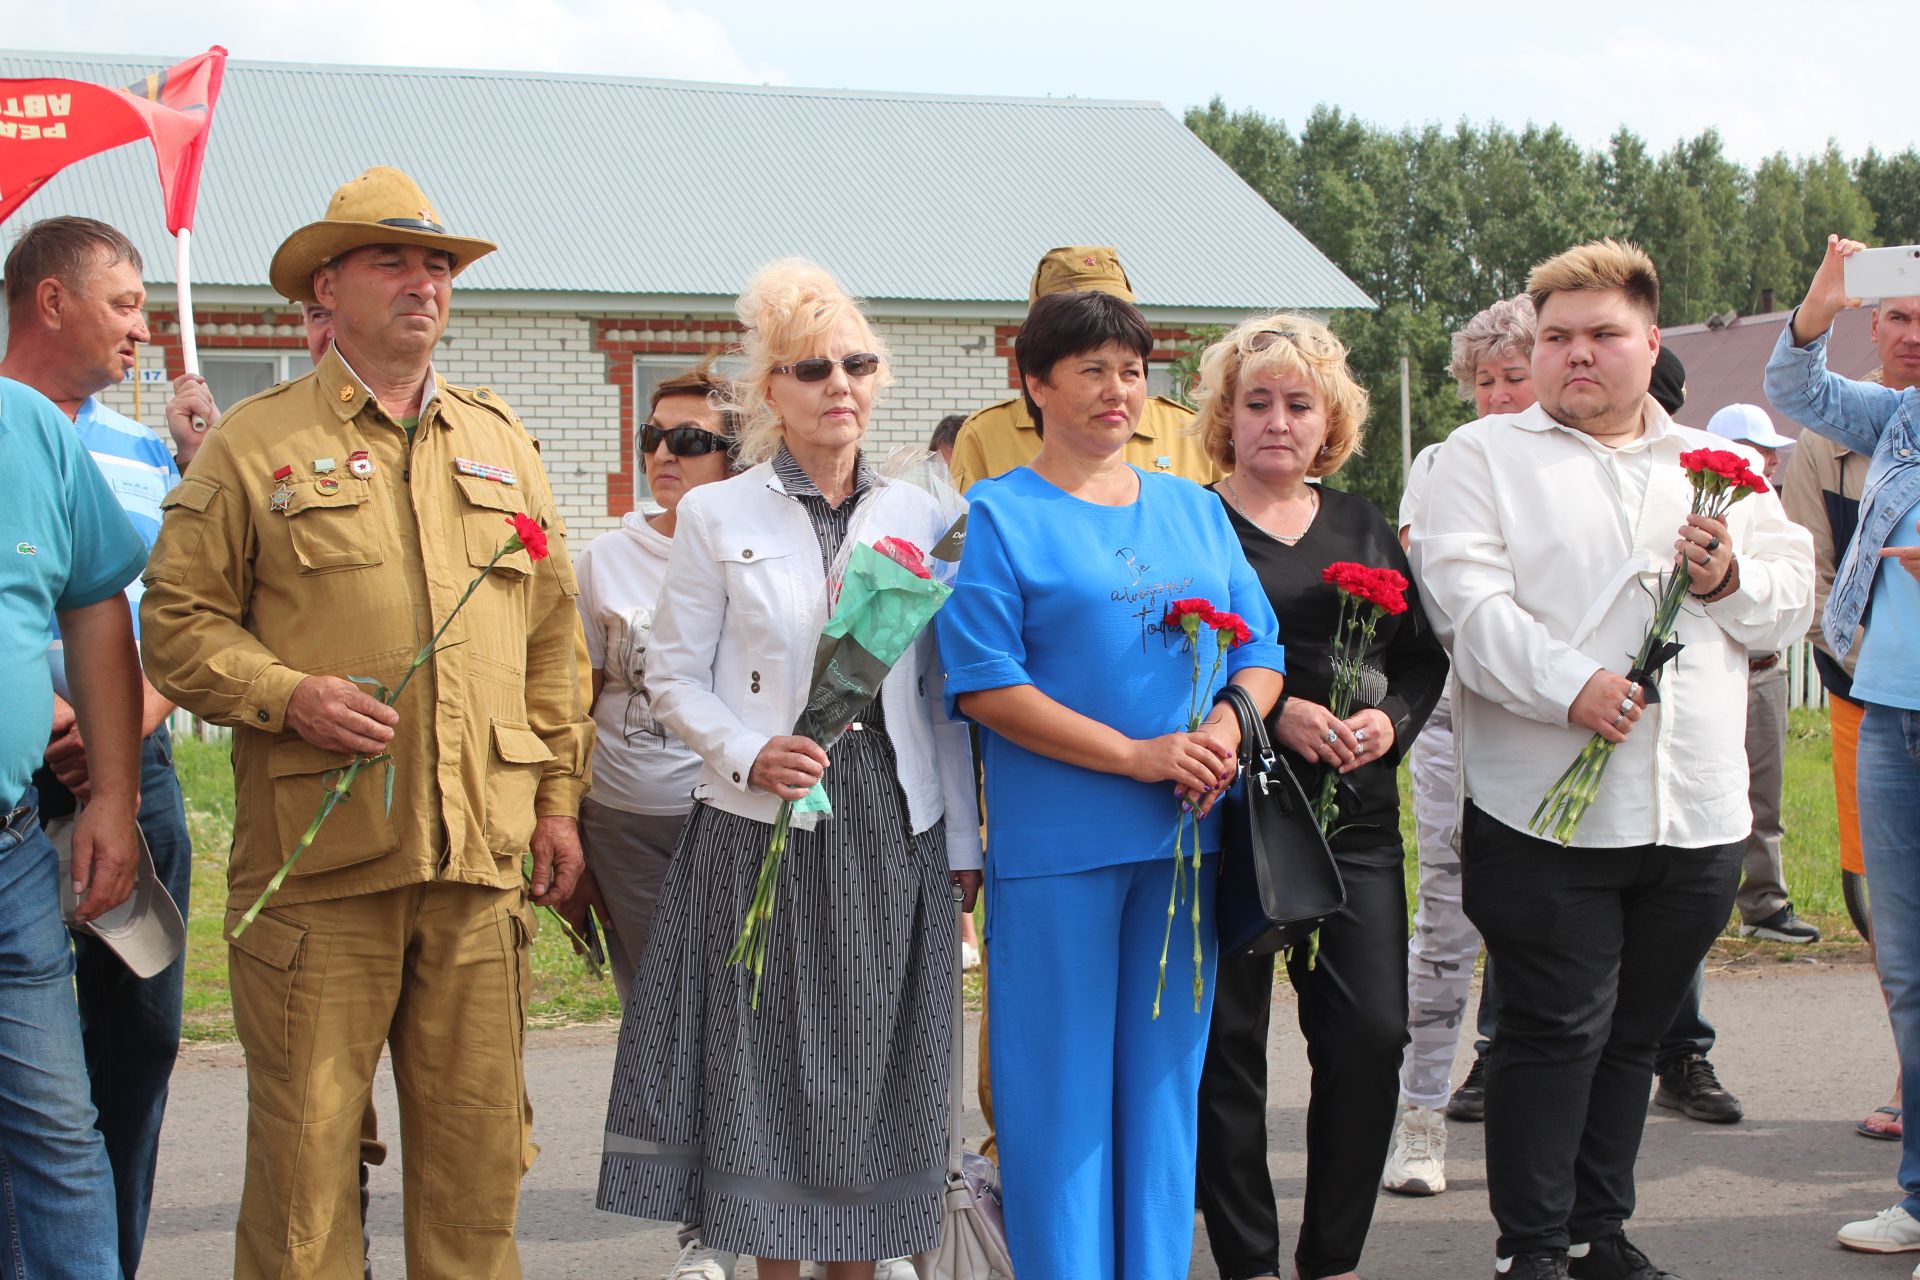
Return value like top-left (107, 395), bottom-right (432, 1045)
top-left (1857, 1106), bottom-right (1903, 1140)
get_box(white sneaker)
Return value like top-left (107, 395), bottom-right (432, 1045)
top-left (960, 941), bottom-right (982, 971)
top-left (1382, 1103), bottom-right (1448, 1196)
top-left (1839, 1205), bottom-right (1920, 1253)
top-left (666, 1240), bottom-right (737, 1279)
top-left (808, 1262), bottom-right (915, 1279)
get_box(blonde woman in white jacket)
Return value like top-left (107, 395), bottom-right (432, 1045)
top-left (595, 260), bottom-right (982, 1280)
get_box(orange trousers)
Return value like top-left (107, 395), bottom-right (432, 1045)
top-left (1832, 694), bottom-right (1865, 876)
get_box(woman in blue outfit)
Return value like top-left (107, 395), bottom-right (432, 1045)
top-left (937, 288), bottom-right (1286, 1279)
top-left (1765, 235), bottom-right (1920, 1260)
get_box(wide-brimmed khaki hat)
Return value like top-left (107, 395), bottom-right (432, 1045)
top-left (50, 815), bottom-right (185, 980)
top-left (1028, 246), bottom-right (1136, 304)
top-left (269, 166), bottom-right (496, 303)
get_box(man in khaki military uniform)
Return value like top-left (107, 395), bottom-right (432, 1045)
top-left (140, 167), bottom-right (592, 1280)
top-left (948, 245), bottom-right (1222, 492)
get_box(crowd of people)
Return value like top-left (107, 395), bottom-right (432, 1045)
top-left (0, 159), bottom-right (1915, 1280)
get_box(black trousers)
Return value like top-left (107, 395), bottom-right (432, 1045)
top-left (1197, 843), bottom-right (1409, 1280)
top-left (1460, 802), bottom-right (1741, 1258)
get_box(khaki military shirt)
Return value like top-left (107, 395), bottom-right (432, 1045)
top-left (140, 347), bottom-right (593, 911)
top-left (948, 394), bottom-right (1221, 493)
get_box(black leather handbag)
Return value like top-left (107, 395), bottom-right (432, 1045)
top-left (1215, 684), bottom-right (1346, 957)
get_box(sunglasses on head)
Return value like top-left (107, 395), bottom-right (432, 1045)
top-left (769, 352), bottom-right (881, 383)
top-left (1245, 327), bottom-right (1338, 357)
top-left (640, 423), bottom-right (729, 457)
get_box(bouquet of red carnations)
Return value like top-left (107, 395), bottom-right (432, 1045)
top-left (1529, 450), bottom-right (1769, 844)
top-left (1154, 598), bottom-right (1250, 1018)
top-left (1313, 563), bottom-right (1409, 834)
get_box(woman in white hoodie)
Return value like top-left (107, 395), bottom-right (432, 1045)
top-left (571, 358), bottom-right (740, 1000)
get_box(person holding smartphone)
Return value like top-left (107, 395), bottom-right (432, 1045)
top-left (1765, 235), bottom-right (1920, 1263)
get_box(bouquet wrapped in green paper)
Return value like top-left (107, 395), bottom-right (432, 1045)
top-left (729, 530), bottom-right (959, 1005)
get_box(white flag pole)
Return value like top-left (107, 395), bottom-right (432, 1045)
top-left (174, 227), bottom-right (200, 376)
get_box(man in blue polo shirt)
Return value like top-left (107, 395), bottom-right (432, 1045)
top-left (0, 215), bottom-right (196, 1278)
top-left (0, 367), bottom-right (147, 1279)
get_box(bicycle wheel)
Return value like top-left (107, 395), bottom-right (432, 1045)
top-left (1844, 868), bottom-right (1873, 943)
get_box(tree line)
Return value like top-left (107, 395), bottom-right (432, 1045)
top-left (1184, 98), bottom-right (1920, 511)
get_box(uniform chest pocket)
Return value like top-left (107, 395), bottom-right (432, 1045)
top-left (283, 483), bottom-right (384, 574)
top-left (454, 475), bottom-right (534, 576)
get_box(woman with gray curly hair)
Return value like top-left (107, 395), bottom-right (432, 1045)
top-left (1381, 293), bottom-right (1536, 1201)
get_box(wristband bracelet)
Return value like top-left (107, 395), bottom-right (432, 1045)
top-left (1690, 557), bottom-right (1737, 602)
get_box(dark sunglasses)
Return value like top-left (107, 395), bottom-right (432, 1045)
top-left (640, 423), bottom-right (729, 457)
top-left (769, 352), bottom-right (881, 383)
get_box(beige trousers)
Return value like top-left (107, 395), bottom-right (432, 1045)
top-left (225, 880), bottom-right (536, 1279)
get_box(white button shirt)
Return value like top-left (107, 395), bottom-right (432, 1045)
top-left (1410, 401), bottom-right (1815, 849)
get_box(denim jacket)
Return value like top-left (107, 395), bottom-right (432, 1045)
top-left (1763, 315), bottom-right (1920, 659)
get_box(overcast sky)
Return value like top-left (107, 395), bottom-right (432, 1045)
top-left (4, 0), bottom-right (1898, 166)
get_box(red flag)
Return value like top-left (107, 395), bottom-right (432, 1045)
top-left (0, 47), bottom-right (227, 233)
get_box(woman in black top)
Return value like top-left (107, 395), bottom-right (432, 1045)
top-left (1191, 315), bottom-right (1447, 1280)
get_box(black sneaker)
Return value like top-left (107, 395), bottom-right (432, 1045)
top-left (1448, 1051), bottom-right (1488, 1122)
top-left (1500, 1252), bottom-right (1569, 1279)
top-left (1654, 1053), bottom-right (1743, 1124)
top-left (1738, 903), bottom-right (1821, 943)
top-left (1568, 1231), bottom-right (1680, 1278)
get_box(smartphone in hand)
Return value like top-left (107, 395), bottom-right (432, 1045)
top-left (1843, 246), bottom-right (1920, 301)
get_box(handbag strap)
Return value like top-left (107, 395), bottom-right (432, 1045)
top-left (1222, 684), bottom-right (1275, 773)
top-left (945, 885), bottom-right (969, 1176)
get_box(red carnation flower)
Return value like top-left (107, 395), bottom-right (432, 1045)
top-left (874, 536), bottom-right (933, 579)
top-left (1360, 567), bottom-right (1410, 615)
top-left (1211, 610), bottom-right (1252, 648)
top-left (1165, 597), bottom-right (1216, 634)
top-left (505, 513), bottom-right (550, 561)
top-left (1736, 467), bottom-right (1769, 495)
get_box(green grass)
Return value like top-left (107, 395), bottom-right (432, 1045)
top-left (174, 707), bottom-right (1853, 1040)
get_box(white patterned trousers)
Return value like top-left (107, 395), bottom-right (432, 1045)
top-left (1399, 691), bottom-right (1482, 1108)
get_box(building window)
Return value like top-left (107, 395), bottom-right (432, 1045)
top-left (202, 351), bottom-right (314, 416)
top-left (632, 352), bottom-right (746, 506)
top-left (1146, 362), bottom-right (1177, 400)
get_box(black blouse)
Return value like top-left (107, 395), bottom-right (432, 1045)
top-left (1212, 483), bottom-right (1448, 855)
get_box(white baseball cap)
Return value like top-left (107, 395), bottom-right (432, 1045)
top-left (49, 815), bottom-right (186, 980)
top-left (1706, 403), bottom-right (1794, 450)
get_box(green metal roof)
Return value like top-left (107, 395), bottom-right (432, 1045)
top-left (0, 51), bottom-right (1372, 312)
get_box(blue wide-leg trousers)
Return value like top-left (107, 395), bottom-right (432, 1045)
top-left (987, 854), bottom-right (1217, 1280)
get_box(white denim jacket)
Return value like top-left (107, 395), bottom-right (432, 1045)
top-left (1410, 402), bottom-right (1814, 849)
top-left (643, 461), bottom-right (982, 870)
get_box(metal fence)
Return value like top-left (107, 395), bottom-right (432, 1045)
top-left (1784, 638), bottom-right (1828, 711)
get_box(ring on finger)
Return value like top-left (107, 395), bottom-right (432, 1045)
top-left (1612, 712), bottom-right (1628, 728)
top-left (1323, 728), bottom-right (1340, 745)
top-left (1705, 535), bottom-right (1721, 553)
top-left (1355, 728), bottom-right (1367, 744)
top-left (1618, 696), bottom-right (1636, 715)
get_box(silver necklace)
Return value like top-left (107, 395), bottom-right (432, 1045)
top-left (1223, 478), bottom-right (1318, 545)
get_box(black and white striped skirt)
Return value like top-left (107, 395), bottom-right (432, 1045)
top-left (596, 727), bottom-right (957, 1261)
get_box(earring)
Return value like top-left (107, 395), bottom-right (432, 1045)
top-left (1225, 438), bottom-right (1236, 461)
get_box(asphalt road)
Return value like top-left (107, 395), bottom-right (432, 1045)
top-left (141, 957), bottom-right (1908, 1279)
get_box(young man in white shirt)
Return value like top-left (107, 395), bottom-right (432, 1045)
top-left (1412, 239), bottom-right (1815, 1280)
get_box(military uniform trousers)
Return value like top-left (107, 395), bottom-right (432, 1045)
top-left (225, 878), bottom-right (537, 1279)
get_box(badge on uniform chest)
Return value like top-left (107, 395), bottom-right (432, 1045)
top-left (454, 456), bottom-right (517, 486)
top-left (270, 465), bottom-right (294, 512)
top-left (349, 450), bottom-right (375, 479)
